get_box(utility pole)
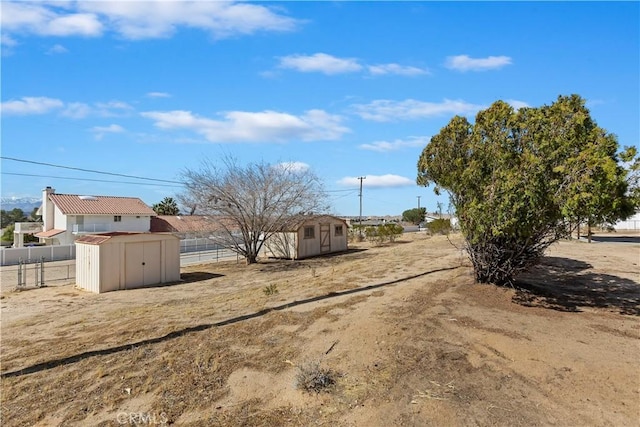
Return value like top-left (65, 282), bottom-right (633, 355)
top-left (358, 176), bottom-right (366, 233)
top-left (417, 196), bottom-right (421, 209)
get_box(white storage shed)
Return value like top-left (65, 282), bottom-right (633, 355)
top-left (75, 232), bottom-right (180, 293)
top-left (261, 215), bottom-right (348, 260)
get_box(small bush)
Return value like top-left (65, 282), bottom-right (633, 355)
top-left (348, 225), bottom-right (366, 242)
top-left (263, 284), bottom-right (279, 296)
top-left (426, 218), bottom-right (451, 235)
top-left (295, 360), bottom-right (336, 393)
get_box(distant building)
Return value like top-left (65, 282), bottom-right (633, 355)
top-left (261, 214), bottom-right (348, 260)
top-left (34, 187), bottom-right (156, 246)
top-left (150, 215), bottom-right (223, 239)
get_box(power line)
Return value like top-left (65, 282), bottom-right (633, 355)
top-left (327, 190), bottom-right (358, 201)
top-left (325, 188), bottom-right (359, 193)
top-left (1, 156), bottom-right (182, 184)
top-left (2, 156), bottom-right (358, 194)
top-left (1, 172), bottom-right (183, 188)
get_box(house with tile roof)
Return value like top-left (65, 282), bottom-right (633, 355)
top-left (150, 215), bottom-right (222, 238)
top-left (34, 187), bottom-right (157, 245)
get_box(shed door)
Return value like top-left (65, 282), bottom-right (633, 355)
top-left (320, 224), bottom-right (331, 253)
top-left (125, 241), bottom-right (161, 288)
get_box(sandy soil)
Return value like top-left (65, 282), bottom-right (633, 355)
top-left (1, 233), bottom-right (639, 426)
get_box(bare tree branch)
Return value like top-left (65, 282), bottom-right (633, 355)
top-left (179, 156), bottom-right (328, 264)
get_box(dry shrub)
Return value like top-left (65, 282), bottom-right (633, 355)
top-left (263, 284), bottom-right (279, 296)
top-left (295, 360), bottom-right (337, 393)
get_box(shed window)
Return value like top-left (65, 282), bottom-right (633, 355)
top-left (114, 215), bottom-right (122, 222)
top-left (303, 226), bottom-right (315, 239)
top-left (335, 225), bottom-right (344, 236)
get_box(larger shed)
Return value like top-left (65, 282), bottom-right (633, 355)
top-left (75, 232), bottom-right (180, 293)
top-left (261, 215), bottom-right (348, 260)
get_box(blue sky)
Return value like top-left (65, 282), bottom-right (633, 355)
top-left (1, 1), bottom-right (638, 216)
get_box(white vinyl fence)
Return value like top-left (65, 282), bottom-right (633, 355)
top-left (1, 239), bottom-right (239, 266)
top-left (1, 245), bottom-right (76, 266)
top-left (613, 219), bottom-right (640, 231)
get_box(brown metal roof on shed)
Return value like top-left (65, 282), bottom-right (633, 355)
top-left (49, 194), bottom-right (156, 216)
top-left (75, 232), bottom-right (143, 245)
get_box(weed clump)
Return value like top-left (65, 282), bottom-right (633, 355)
top-left (295, 360), bottom-right (336, 393)
top-left (263, 284), bottom-right (279, 296)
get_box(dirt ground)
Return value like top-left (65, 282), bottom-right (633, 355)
top-left (1, 232), bottom-right (639, 426)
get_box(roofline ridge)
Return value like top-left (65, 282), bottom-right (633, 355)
top-left (50, 193), bottom-right (148, 201)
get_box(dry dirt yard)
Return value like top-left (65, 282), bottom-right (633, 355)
top-left (1, 233), bottom-right (639, 426)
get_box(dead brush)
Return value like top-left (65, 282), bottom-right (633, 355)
top-left (294, 360), bottom-right (337, 393)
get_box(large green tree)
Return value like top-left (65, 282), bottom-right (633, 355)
top-left (620, 145), bottom-right (640, 211)
top-left (417, 95), bottom-right (634, 286)
top-left (153, 197), bottom-right (180, 215)
top-left (1, 208), bottom-right (27, 228)
top-left (402, 207), bottom-right (426, 225)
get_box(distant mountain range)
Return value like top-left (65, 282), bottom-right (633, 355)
top-left (1, 197), bottom-right (41, 212)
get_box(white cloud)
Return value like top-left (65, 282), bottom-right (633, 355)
top-left (586, 99), bottom-right (605, 108)
top-left (0, 96), bottom-right (134, 118)
top-left (146, 92), bottom-right (171, 98)
top-left (278, 53), bottom-right (362, 75)
top-left (368, 63), bottom-right (430, 76)
top-left (445, 54), bottom-right (512, 72)
top-left (1, 96), bottom-right (64, 115)
top-left (275, 161), bottom-right (310, 173)
top-left (276, 53), bottom-right (430, 77)
top-left (1, 2), bottom-right (103, 37)
top-left (352, 98), bottom-right (485, 122)
top-left (60, 100), bottom-right (133, 119)
top-left (338, 174), bottom-right (415, 189)
top-left (359, 136), bottom-right (430, 152)
top-left (95, 100), bottom-right (134, 115)
top-left (46, 13), bottom-right (103, 37)
top-left (46, 44), bottom-right (69, 54)
top-left (61, 102), bottom-right (92, 119)
top-left (91, 124), bottom-right (125, 133)
top-left (91, 124), bottom-right (125, 140)
top-left (79, 1), bottom-right (300, 39)
top-left (141, 109), bottom-right (349, 143)
top-left (506, 99), bottom-right (530, 110)
top-left (1, 34), bottom-right (18, 47)
top-left (2, 1), bottom-right (300, 43)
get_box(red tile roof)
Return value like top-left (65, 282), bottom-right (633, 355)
top-left (49, 194), bottom-right (156, 216)
top-left (34, 229), bottom-right (65, 238)
top-left (150, 215), bottom-right (228, 233)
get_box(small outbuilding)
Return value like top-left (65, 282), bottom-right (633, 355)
top-left (75, 232), bottom-right (180, 293)
top-left (261, 215), bottom-right (348, 260)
